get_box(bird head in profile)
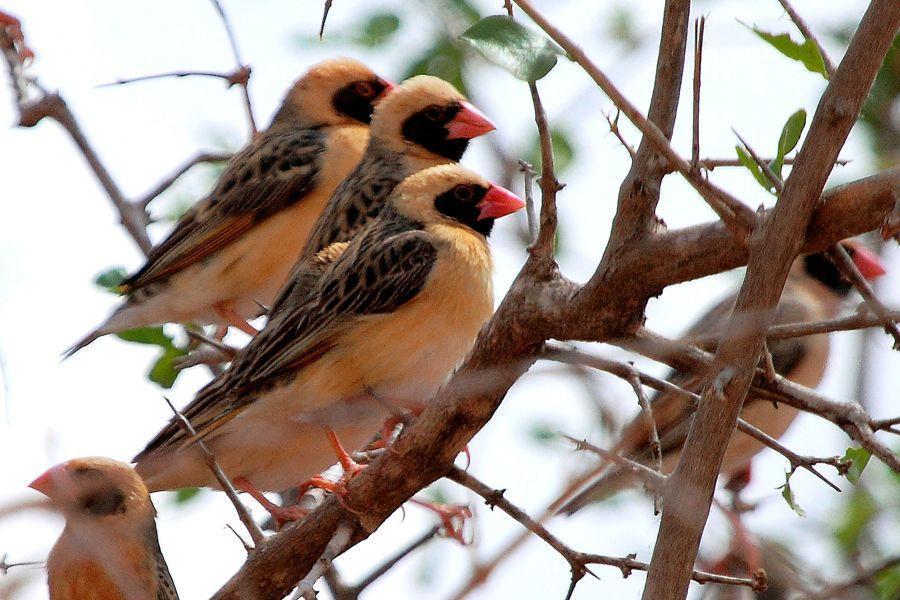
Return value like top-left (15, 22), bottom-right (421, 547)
top-left (274, 57), bottom-right (393, 128)
top-left (370, 75), bottom-right (496, 161)
top-left (30, 457), bottom-right (155, 526)
top-left (391, 163), bottom-right (524, 237)
top-left (802, 239), bottom-right (886, 296)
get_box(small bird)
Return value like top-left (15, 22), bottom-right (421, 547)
top-left (269, 74), bottom-right (496, 314)
top-left (29, 457), bottom-right (179, 599)
top-left (133, 164), bottom-right (524, 521)
top-left (66, 58), bottom-right (393, 355)
top-left (559, 240), bottom-right (887, 515)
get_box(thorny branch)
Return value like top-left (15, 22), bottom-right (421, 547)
top-left (163, 397), bottom-right (266, 547)
top-left (514, 0), bottom-right (758, 238)
top-left (207, 0), bottom-right (256, 136)
top-left (447, 468), bottom-right (763, 599)
top-left (826, 245), bottom-right (900, 349)
top-left (5, 2), bottom-right (900, 599)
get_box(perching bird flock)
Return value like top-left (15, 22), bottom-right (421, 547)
top-left (24, 54), bottom-right (888, 598)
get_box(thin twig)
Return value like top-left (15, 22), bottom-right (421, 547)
top-left (807, 556), bottom-right (900, 599)
top-left (776, 0), bottom-right (837, 77)
top-left (603, 110), bottom-right (637, 159)
top-left (624, 371), bottom-right (663, 507)
top-left (518, 160), bottom-right (539, 244)
top-left (342, 526), bottom-right (441, 596)
top-left (0, 553), bottom-right (43, 575)
top-left (207, 0), bottom-right (256, 135)
top-left (692, 308), bottom-right (900, 342)
top-left (97, 69), bottom-right (249, 89)
top-left (162, 397), bottom-right (265, 546)
top-left (513, 0), bottom-right (758, 239)
top-left (224, 523), bottom-right (253, 554)
top-left (826, 245), bottom-right (900, 349)
top-left (137, 151), bottom-right (232, 208)
top-left (733, 128), bottom-right (785, 192)
top-left (733, 418), bottom-right (846, 491)
top-left (447, 467), bottom-right (762, 599)
top-left (693, 157), bottom-right (849, 171)
top-left (320, 0), bottom-right (335, 39)
top-left (528, 82), bottom-right (562, 261)
top-left (560, 434), bottom-right (665, 489)
top-left (691, 17), bottom-right (705, 170)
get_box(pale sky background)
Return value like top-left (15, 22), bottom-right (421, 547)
top-left (0, 1), bottom-right (898, 599)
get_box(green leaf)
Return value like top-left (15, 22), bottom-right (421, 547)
top-left (357, 12), bottom-right (400, 47)
top-left (528, 422), bottom-right (559, 444)
top-left (421, 484), bottom-right (450, 505)
top-left (743, 23), bottom-right (829, 79)
top-left (404, 36), bottom-right (469, 96)
top-left (779, 472), bottom-right (806, 517)
top-left (777, 109), bottom-right (806, 156)
top-left (735, 145), bottom-right (770, 190)
top-left (876, 565), bottom-right (900, 600)
top-left (843, 447), bottom-right (872, 485)
top-left (115, 326), bottom-right (188, 389)
top-left (94, 267), bottom-right (128, 293)
top-left (833, 487), bottom-right (878, 552)
top-left (771, 109), bottom-right (807, 179)
top-left (148, 346), bottom-right (188, 389)
top-left (526, 127), bottom-right (575, 174)
top-left (174, 487), bottom-right (201, 504)
top-left (461, 15), bottom-right (564, 81)
top-left (116, 327), bottom-right (174, 348)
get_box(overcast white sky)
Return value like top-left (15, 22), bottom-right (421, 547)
top-left (1, 1), bottom-right (897, 599)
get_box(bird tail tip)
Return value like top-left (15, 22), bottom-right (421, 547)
top-left (61, 329), bottom-right (106, 360)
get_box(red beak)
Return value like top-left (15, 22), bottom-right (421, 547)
top-left (446, 101), bottom-right (496, 140)
top-left (375, 79), bottom-right (395, 102)
top-left (29, 464), bottom-right (66, 497)
top-left (477, 184), bottom-right (526, 220)
top-left (847, 243), bottom-right (887, 280)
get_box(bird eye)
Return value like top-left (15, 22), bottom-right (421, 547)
top-left (424, 105), bottom-right (445, 121)
top-left (354, 81), bottom-right (376, 98)
top-left (453, 185), bottom-right (474, 202)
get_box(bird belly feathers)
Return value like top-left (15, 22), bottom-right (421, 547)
top-left (48, 528), bottom-right (159, 599)
top-left (140, 233), bottom-right (494, 492)
top-left (90, 126), bottom-right (368, 333)
top-left (718, 331), bottom-right (830, 477)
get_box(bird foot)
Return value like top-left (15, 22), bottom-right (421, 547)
top-left (370, 408), bottom-right (471, 469)
top-left (234, 476), bottom-right (308, 530)
top-left (410, 498), bottom-right (472, 544)
top-left (214, 302), bottom-right (259, 337)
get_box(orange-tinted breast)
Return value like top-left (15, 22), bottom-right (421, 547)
top-left (48, 542), bottom-right (157, 600)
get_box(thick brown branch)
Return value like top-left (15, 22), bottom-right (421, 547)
top-left (649, 10), bottom-right (900, 572)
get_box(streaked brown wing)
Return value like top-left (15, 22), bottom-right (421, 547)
top-left (136, 212), bottom-right (438, 455)
top-left (121, 127), bottom-right (325, 292)
top-left (623, 282), bottom-right (815, 461)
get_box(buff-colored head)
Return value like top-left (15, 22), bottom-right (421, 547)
top-left (390, 164), bottom-right (524, 237)
top-left (370, 75), bottom-right (496, 162)
top-left (272, 58), bottom-right (393, 128)
top-left (30, 457), bottom-right (155, 525)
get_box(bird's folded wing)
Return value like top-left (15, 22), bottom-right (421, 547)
top-left (136, 222), bottom-right (438, 456)
top-left (620, 287), bottom-right (813, 461)
top-left (121, 128), bottom-right (326, 292)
